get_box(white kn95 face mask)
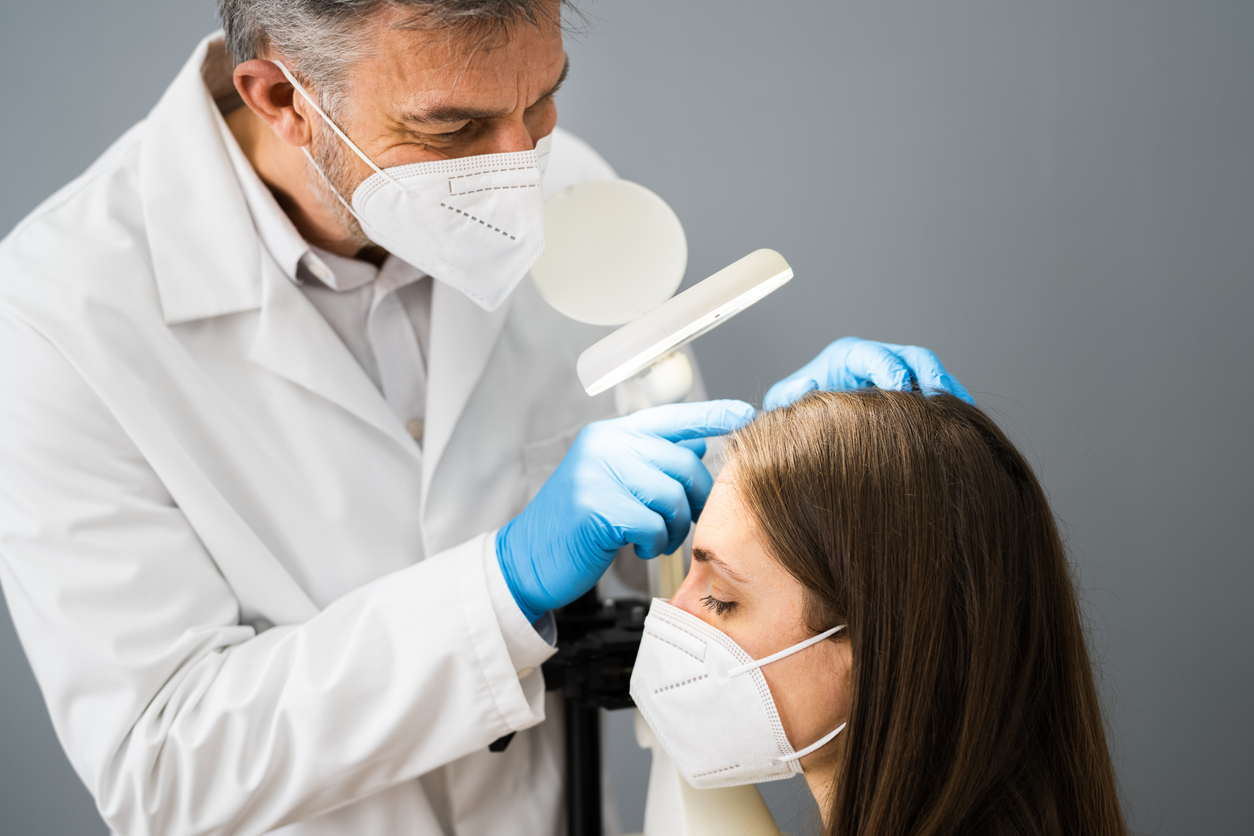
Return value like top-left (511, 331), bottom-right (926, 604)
top-left (274, 61), bottom-right (551, 312)
top-left (629, 599), bottom-right (847, 789)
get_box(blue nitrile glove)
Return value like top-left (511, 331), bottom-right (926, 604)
top-left (764, 336), bottom-right (973, 410)
top-left (496, 400), bottom-right (756, 623)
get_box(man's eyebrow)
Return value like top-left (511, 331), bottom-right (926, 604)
top-left (692, 546), bottom-right (749, 583)
top-left (400, 54), bottom-right (570, 127)
top-left (545, 54), bottom-right (571, 100)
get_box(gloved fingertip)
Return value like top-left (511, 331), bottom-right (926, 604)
top-left (676, 438), bottom-right (708, 458)
top-left (764, 377), bottom-right (817, 410)
top-left (894, 368), bottom-right (914, 392)
top-left (710, 399), bottom-right (756, 432)
top-left (762, 383), bottom-right (788, 411)
top-left (673, 523), bottom-right (694, 553)
top-left (943, 374), bottom-right (975, 404)
top-left (726, 398), bottom-right (757, 421)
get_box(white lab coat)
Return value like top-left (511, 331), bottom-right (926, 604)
top-left (0, 34), bottom-right (633, 836)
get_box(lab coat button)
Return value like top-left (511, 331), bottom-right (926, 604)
top-left (406, 419), bottom-right (425, 441)
top-left (305, 254), bottom-right (334, 284)
top-left (517, 667), bottom-right (534, 680)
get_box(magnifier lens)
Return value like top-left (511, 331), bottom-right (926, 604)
top-left (530, 180), bottom-right (687, 326)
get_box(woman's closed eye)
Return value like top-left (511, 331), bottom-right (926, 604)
top-left (700, 594), bottom-right (737, 617)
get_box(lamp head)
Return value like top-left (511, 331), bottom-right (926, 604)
top-left (576, 248), bottom-right (793, 397)
top-left (530, 180), bottom-right (687, 326)
top-left (529, 179), bottom-right (793, 399)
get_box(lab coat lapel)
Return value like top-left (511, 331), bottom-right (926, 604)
top-left (141, 34), bottom-right (263, 326)
top-left (249, 255), bottom-right (420, 457)
top-left (422, 280), bottom-right (511, 505)
top-left (139, 35), bottom-right (416, 456)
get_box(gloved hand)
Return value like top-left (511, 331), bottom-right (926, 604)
top-left (764, 336), bottom-right (972, 410)
top-left (497, 400), bottom-right (756, 623)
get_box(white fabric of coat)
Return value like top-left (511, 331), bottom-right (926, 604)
top-left (0, 34), bottom-right (631, 836)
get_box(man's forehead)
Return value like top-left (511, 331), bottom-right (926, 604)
top-left (352, 7), bottom-right (565, 113)
top-left (403, 54), bottom-right (569, 126)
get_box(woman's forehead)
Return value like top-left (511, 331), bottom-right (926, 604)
top-left (696, 476), bottom-right (781, 586)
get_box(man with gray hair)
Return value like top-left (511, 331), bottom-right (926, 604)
top-left (0, 1), bottom-right (968, 834)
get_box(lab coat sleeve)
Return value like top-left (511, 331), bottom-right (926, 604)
top-left (0, 312), bottom-right (556, 836)
top-left (483, 541), bottom-right (559, 661)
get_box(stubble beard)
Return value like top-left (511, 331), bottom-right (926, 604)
top-left (305, 122), bottom-right (376, 252)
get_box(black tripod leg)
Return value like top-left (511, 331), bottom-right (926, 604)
top-left (565, 701), bottom-right (602, 836)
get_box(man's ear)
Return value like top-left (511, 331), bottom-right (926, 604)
top-left (234, 59), bottom-right (314, 147)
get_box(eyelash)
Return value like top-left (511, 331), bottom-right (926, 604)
top-left (700, 594), bottom-right (737, 616)
top-left (430, 96), bottom-right (554, 140)
top-left (434, 126), bottom-right (471, 141)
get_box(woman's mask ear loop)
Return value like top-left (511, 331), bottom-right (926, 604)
top-left (271, 59), bottom-right (406, 221)
top-left (722, 623), bottom-right (851, 765)
top-left (775, 721), bottom-right (847, 764)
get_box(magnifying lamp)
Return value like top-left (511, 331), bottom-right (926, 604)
top-left (531, 180), bottom-right (791, 836)
top-left (530, 180), bottom-right (793, 409)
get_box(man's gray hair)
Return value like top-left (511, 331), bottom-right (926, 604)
top-left (219, 0), bottom-right (563, 109)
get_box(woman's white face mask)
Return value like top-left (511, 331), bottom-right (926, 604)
top-left (630, 598), bottom-right (847, 789)
top-left (275, 61), bottom-right (551, 312)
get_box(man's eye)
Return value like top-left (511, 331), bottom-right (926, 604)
top-left (526, 94), bottom-right (556, 113)
top-left (428, 123), bottom-right (471, 141)
top-left (700, 594), bottom-right (737, 616)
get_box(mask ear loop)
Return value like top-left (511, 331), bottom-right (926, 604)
top-left (300, 146), bottom-right (367, 226)
top-left (726, 623), bottom-right (846, 678)
top-left (271, 60), bottom-right (404, 192)
top-left (774, 721), bottom-right (848, 764)
top-left (723, 623), bottom-right (850, 765)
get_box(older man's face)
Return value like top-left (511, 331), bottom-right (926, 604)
top-left (310, 5), bottom-right (566, 177)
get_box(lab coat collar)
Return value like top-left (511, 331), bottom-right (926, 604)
top-left (141, 33), bottom-right (516, 476)
top-left (219, 108), bottom-right (311, 288)
top-left (141, 33), bottom-right (264, 326)
top-left (137, 34), bottom-right (416, 452)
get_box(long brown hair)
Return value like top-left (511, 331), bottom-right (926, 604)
top-left (724, 390), bottom-right (1123, 836)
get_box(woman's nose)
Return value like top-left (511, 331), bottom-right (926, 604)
top-left (668, 562), bottom-right (715, 624)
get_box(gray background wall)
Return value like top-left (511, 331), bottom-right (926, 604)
top-left (1, 1), bottom-right (1250, 834)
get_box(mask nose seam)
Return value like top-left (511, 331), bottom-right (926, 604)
top-left (447, 184), bottom-right (539, 197)
top-left (447, 163), bottom-right (541, 182)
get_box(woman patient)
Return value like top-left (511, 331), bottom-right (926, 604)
top-left (630, 390), bottom-right (1124, 836)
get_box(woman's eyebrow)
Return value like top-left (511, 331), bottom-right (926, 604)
top-left (692, 546), bottom-right (749, 583)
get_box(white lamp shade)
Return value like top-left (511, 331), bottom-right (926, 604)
top-left (530, 180), bottom-right (688, 326)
